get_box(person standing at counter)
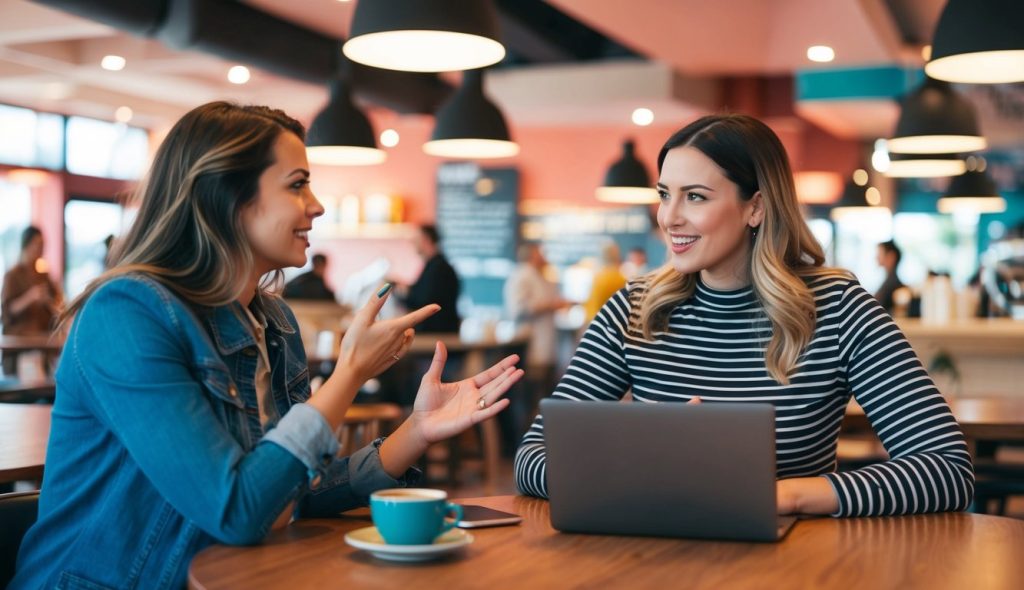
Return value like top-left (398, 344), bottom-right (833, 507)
top-left (582, 241), bottom-right (626, 322)
top-left (1, 226), bottom-right (62, 376)
top-left (515, 114), bottom-right (973, 517)
top-left (874, 239), bottom-right (905, 314)
top-left (393, 225), bottom-right (462, 334)
top-left (283, 252), bottom-right (336, 301)
top-left (11, 102), bottom-right (523, 590)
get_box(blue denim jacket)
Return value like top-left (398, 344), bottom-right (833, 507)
top-left (11, 274), bottom-right (414, 589)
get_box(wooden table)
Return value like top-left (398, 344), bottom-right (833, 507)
top-left (189, 495), bottom-right (1024, 589)
top-left (0, 404), bottom-right (51, 484)
top-left (0, 335), bottom-right (63, 354)
top-left (845, 398), bottom-right (1024, 444)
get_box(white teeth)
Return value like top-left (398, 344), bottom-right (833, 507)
top-left (670, 235), bottom-right (698, 245)
top-left (295, 230), bottom-right (308, 239)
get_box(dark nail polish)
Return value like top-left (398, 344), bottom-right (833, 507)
top-left (377, 283), bottom-right (393, 298)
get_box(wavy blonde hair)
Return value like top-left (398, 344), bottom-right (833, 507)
top-left (638, 114), bottom-right (848, 384)
top-left (61, 102), bottom-right (305, 324)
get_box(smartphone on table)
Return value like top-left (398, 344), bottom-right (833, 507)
top-left (455, 504), bottom-right (523, 528)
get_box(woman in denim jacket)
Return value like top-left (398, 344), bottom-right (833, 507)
top-left (10, 102), bottom-right (523, 589)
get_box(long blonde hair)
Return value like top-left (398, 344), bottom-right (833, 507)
top-left (638, 114), bottom-right (848, 384)
top-left (61, 102), bottom-right (305, 324)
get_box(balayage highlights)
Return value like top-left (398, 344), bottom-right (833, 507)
top-left (637, 114), bottom-right (849, 384)
top-left (62, 102), bottom-right (304, 323)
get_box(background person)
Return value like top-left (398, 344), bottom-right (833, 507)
top-left (283, 252), bottom-right (336, 301)
top-left (1, 226), bottom-right (62, 376)
top-left (873, 239), bottom-right (905, 314)
top-left (393, 225), bottom-right (461, 334)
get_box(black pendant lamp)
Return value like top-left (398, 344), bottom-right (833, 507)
top-left (423, 69), bottom-right (519, 159)
top-left (926, 0), bottom-right (1024, 84)
top-left (885, 152), bottom-right (966, 178)
top-left (938, 159), bottom-right (1006, 214)
top-left (888, 77), bottom-right (985, 155)
top-left (830, 178), bottom-right (884, 220)
top-left (306, 79), bottom-right (386, 166)
top-left (344, 0), bottom-right (505, 73)
top-left (595, 140), bottom-right (658, 204)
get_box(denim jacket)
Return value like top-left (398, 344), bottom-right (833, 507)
top-left (11, 274), bottom-right (415, 589)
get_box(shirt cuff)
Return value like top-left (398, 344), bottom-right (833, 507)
top-left (264, 403), bottom-right (339, 483)
top-left (347, 437), bottom-right (423, 497)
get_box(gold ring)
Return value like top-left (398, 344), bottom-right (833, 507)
top-left (477, 396), bottom-right (488, 410)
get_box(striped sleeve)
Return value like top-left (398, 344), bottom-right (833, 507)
top-left (822, 280), bottom-right (975, 516)
top-left (514, 287), bottom-right (633, 498)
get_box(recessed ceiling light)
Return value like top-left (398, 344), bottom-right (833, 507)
top-left (806, 45), bottom-right (835, 63)
top-left (631, 108), bottom-right (654, 126)
top-left (101, 55), bottom-right (126, 71)
top-left (114, 106), bottom-right (133, 123)
top-left (228, 65), bottom-right (250, 84)
top-left (380, 128), bottom-right (400, 147)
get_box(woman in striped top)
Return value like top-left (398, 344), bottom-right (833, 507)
top-left (515, 114), bottom-right (973, 517)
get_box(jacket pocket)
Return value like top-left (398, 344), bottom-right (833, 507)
top-left (197, 364), bottom-right (244, 409)
top-left (56, 571), bottom-right (116, 590)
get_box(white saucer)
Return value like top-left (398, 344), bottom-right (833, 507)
top-left (344, 526), bottom-right (473, 562)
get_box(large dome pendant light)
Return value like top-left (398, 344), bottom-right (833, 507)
top-left (343, 0), bottom-right (506, 73)
top-left (884, 153), bottom-right (967, 178)
top-left (887, 77), bottom-right (986, 155)
top-left (423, 69), bottom-right (519, 159)
top-left (938, 158), bottom-right (1006, 214)
top-left (925, 0), bottom-right (1024, 84)
top-left (595, 140), bottom-right (658, 204)
top-left (306, 79), bottom-right (386, 166)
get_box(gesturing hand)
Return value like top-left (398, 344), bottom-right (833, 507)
top-left (409, 342), bottom-right (523, 446)
top-left (337, 284), bottom-right (439, 383)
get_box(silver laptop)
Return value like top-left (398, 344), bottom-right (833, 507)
top-left (540, 399), bottom-right (797, 542)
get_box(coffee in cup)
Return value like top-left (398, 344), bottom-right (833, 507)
top-left (369, 488), bottom-right (463, 545)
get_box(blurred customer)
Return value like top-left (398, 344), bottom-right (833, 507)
top-left (283, 253), bottom-right (336, 301)
top-left (1, 226), bottom-right (63, 375)
top-left (394, 225), bottom-right (461, 334)
top-left (503, 243), bottom-right (567, 447)
top-left (874, 240), bottom-right (904, 313)
top-left (620, 246), bottom-right (649, 279)
top-left (583, 241), bottom-right (626, 321)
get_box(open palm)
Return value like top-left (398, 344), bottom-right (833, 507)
top-left (411, 342), bottom-right (523, 445)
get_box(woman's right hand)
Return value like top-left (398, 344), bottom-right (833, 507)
top-left (336, 284), bottom-right (440, 383)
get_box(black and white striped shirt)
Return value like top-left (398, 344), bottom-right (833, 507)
top-left (515, 275), bottom-right (974, 516)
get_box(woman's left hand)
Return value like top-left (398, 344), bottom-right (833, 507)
top-left (409, 342), bottom-right (523, 446)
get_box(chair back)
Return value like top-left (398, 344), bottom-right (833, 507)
top-left (0, 490), bottom-right (40, 587)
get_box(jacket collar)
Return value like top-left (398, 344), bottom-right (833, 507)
top-left (203, 292), bottom-right (295, 356)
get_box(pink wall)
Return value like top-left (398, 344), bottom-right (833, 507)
top-left (305, 100), bottom-right (861, 294)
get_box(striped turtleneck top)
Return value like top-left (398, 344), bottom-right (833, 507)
top-left (515, 274), bottom-right (974, 517)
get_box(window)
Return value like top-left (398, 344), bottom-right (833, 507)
top-left (64, 199), bottom-right (125, 299)
top-left (0, 104), bottom-right (64, 170)
top-left (66, 116), bottom-right (148, 180)
top-left (0, 179), bottom-right (33, 279)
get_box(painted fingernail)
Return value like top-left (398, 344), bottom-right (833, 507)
top-left (376, 283), bottom-right (393, 298)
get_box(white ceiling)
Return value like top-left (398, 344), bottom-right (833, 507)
top-left (0, 0), bottom-right (1018, 148)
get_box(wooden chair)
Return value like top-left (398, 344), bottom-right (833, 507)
top-left (0, 490), bottom-right (40, 587)
top-left (336, 403), bottom-right (403, 456)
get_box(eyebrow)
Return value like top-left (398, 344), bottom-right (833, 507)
top-left (655, 183), bottom-right (715, 192)
top-left (287, 168), bottom-right (310, 179)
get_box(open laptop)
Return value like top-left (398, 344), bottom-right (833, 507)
top-left (540, 399), bottom-right (797, 542)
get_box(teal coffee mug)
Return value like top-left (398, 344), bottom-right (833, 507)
top-left (370, 488), bottom-right (463, 545)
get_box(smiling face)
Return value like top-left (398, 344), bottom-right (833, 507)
top-left (240, 131), bottom-right (324, 275)
top-left (656, 146), bottom-right (764, 290)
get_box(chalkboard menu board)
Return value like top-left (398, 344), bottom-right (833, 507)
top-left (436, 162), bottom-right (519, 309)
